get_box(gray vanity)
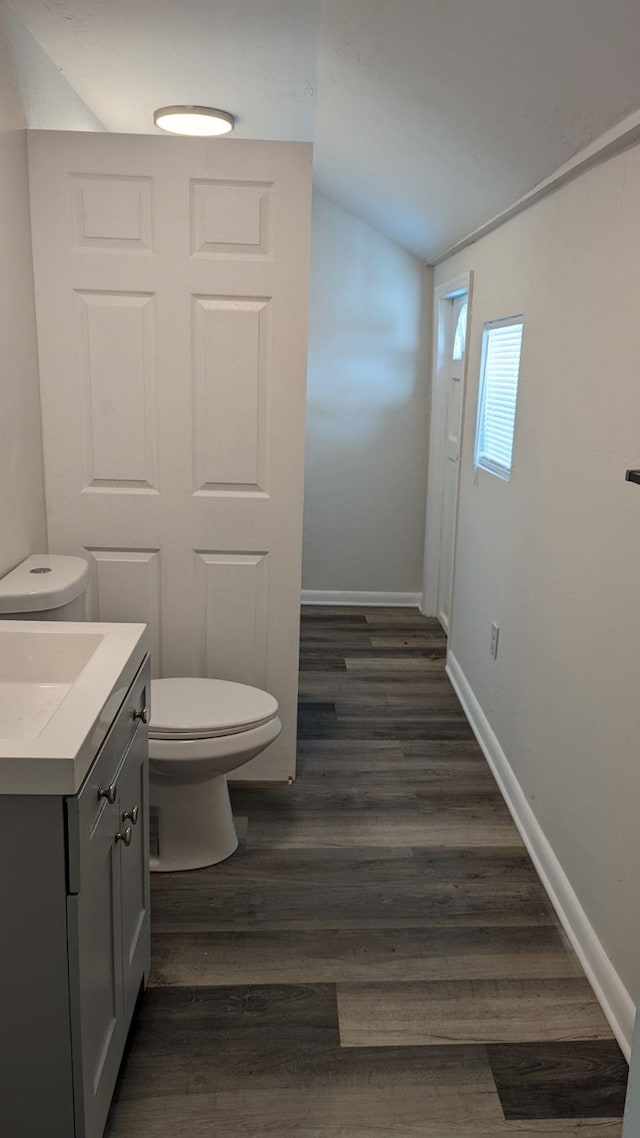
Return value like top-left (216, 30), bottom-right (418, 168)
top-left (0, 623), bottom-right (150, 1138)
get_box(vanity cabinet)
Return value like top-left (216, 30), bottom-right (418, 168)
top-left (0, 653), bottom-right (151, 1138)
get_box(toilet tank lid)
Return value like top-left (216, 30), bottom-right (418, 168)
top-left (0, 555), bottom-right (89, 613)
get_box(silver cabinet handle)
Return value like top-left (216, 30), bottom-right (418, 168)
top-left (133, 706), bottom-right (149, 725)
top-left (115, 826), bottom-right (132, 846)
top-left (122, 806), bottom-right (139, 825)
top-left (98, 784), bottom-right (117, 805)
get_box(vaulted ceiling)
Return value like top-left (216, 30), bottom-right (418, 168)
top-left (9, 0), bottom-right (640, 261)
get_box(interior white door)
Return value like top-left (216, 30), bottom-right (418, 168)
top-left (27, 130), bottom-right (312, 779)
top-left (435, 294), bottom-right (466, 631)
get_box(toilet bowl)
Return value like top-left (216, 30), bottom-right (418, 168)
top-left (149, 677), bottom-right (281, 872)
top-left (0, 555), bottom-right (282, 874)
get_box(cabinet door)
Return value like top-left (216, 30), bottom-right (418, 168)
top-left (67, 655), bottom-right (150, 1138)
top-left (118, 721), bottom-right (151, 1024)
top-left (67, 797), bottom-right (123, 1138)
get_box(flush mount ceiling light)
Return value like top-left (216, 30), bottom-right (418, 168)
top-left (153, 105), bottom-right (235, 137)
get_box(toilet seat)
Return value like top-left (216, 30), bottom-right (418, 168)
top-left (149, 677), bottom-right (279, 741)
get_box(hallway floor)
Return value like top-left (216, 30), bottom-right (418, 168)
top-left (106, 606), bottom-right (628, 1136)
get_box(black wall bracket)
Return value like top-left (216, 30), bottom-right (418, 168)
top-left (625, 469), bottom-right (640, 485)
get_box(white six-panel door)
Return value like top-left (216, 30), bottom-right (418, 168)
top-left (423, 273), bottom-right (472, 633)
top-left (436, 292), bottom-right (466, 632)
top-left (28, 131), bottom-right (312, 779)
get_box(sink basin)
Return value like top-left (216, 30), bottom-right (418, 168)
top-left (0, 628), bottom-right (104, 684)
top-left (0, 630), bottom-right (104, 739)
top-left (0, 621), bottom-right (148, 794)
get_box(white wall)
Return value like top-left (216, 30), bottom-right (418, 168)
top-left (2, 2), bottom-right (104, 132)
top-left (0, 5), bottom-right (46, 576)
top-left (0, 2), bottom-right (103, 578)
top-left (435, 142), bottom-right (640, 1046)
top-left (303, 193), bottom-right (431, 597)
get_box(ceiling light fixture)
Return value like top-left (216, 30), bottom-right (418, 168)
top-left (153, 105), bottom-right (235, 137)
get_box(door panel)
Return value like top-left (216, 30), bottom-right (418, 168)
top-left (86, 548), bottom-right (163, 677)
top-left (190, 177), bottom-right (272, 258)
top-left (77, 289), bottom-right (158, 490)
top-left (195, 551), bottom-right (268, 685)
top-left (192, 295), bottom-right (269, 492)
top-left (71, 173), bottom-right (154, 253)
top-left (28, 132), bottom-right (312, 779)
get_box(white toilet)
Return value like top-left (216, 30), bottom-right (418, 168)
top-left (0, 554), bottom-right (282, 872)
top-left (148, 677), bottom-right (281, 871)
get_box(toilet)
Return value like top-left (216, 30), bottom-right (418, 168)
top-left (0, 554), bottom-right (282, 872)
top-left (148, 677), bottom-right (281, 871)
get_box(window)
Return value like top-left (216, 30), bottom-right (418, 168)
top-left (474, 316), bottom-right (524, 480)
top-left (452, 301), bottom-right (468, 360)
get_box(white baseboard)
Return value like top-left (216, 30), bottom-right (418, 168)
top-left (447, 650), bottom-right (635, 1060)
top-left (301, 590), bottom-right (422, 607)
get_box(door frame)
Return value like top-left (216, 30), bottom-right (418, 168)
top-left (422, 271), bottom-right (473, 627)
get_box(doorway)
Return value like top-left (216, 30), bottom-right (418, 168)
top-left (422, 272), bottom-right (472, 632)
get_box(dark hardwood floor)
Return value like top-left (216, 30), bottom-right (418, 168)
top-left (106, 606), bottom-right (628, 1137)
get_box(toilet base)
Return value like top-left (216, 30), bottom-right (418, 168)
top-left (150, 773), bottom-right (238, 872)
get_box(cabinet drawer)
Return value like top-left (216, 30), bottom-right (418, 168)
top-left (66, 655), bottom-right (150, 894)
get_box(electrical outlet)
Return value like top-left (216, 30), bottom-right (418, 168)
top-left (490, 622), bottom-right (500, 659)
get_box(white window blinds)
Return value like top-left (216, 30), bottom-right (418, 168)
top-left (474, 316), bottom-right (524, 480)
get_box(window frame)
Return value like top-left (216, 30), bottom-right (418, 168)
top-left (474, 314), bottom-right (524, 482)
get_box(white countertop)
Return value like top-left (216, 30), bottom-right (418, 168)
top-left (0, 620), bottom-right (148, 795)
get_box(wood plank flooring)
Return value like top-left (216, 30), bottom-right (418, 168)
top-left (106, 606), bottom-right (628, 1137)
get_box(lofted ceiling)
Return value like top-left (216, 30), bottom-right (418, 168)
top-left (8, 0), bottom-right (640, 261)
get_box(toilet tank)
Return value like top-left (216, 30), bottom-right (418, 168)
top-left (0, 555), bottom-right (89, 621)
